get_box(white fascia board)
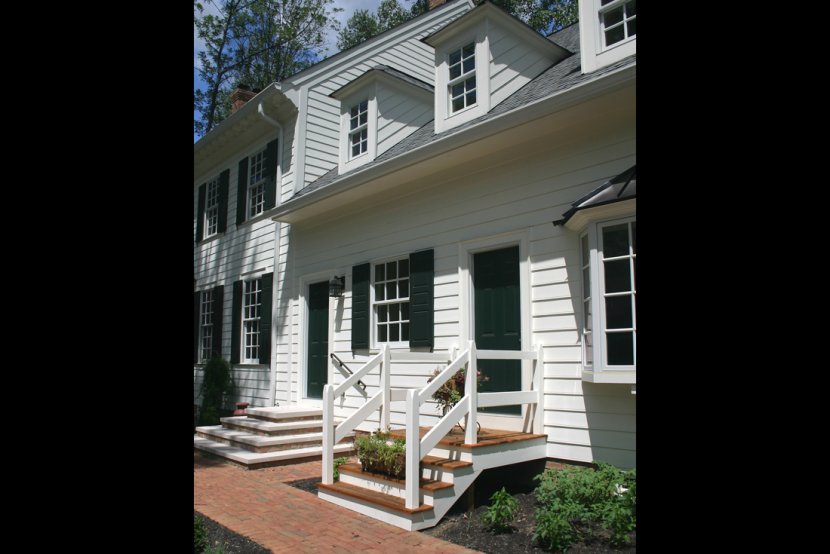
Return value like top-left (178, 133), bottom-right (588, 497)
top-left (331, 69), bottom-right (432, 104)
top-left (581, 370), bottom-right (636, 384)
top-left (271, 61), bottom-right (635, 221)
top-left (564, 199), bottom-right (637, 233)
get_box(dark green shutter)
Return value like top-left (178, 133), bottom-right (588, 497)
top-left (352, 263), bottom-right (370, 351)
top-left (212, 285), bottom-right (224, 358)
top-left (263, 139), bottom-right (279, 210)
top-left (217, 169), bottom-right (229, 234)
top-left (409, 249), bottom-right (434, 350)
top-left (231, 280), bottom-right (243, 364)
top-left (259, 273), bottom-right (273, 363)
top-left (236, 157), bottom-right (249, 225)
top-left (196, 184), bottom-right (206, 243)
top-left (194, 291), bottom-right (201, 363)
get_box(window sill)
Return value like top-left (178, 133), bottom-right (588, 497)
top-left (581, 369), bottom-right (636, 384)
top-left (197, 232), bottom-right (223, 245)
top-left (234, 363), bottom-right (269, 369)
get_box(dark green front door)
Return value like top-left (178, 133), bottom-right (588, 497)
top-left (474, 246), bottom-right (521, 415)
top-left (307, 281), bottom-right (329, 399)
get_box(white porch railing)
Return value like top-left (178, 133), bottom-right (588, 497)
top-left (321, 341), bottom-right (545, 509)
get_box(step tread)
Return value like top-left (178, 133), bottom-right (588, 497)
top-left (245, 407), bottom-right (322, 419)
top-left (338, 463), bottom-right (453, 491)
top-left (317, 481), bottom-right (433, 514)
top-left (219, 417), bottom-right (327, 432)
top-left (389, 427), bottom-right (546, 448)
top-left (193, 436), bottom-right (352, 464)
top-left (421, 455), bottom-right (474, 469)
top-left (197, 427), bottom-right (349, 446)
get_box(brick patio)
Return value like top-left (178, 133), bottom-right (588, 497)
top-left (194, 451), bottom-right (481, 553)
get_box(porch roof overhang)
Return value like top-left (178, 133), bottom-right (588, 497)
top-left (552, 165), bottom-right (636, 231)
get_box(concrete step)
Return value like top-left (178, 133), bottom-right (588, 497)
top-left (196, 426), bottom-right (352, 453)
top-left (194, 435), bottom-right (354, 469)
top-left (220, 416), bottom-right (328, 436)
top-left (244, 406), bottom-right (323, 423)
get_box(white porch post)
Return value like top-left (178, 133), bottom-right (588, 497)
top-left (322, 384), bottom-right (334, 484)
top-left (535, 343), bottom-right (544, 434)
top-left (405, 388), bottom-right (420, 509)
top-left (465, 340), bottom-right (477, 444)
top-left (381, 344), bottom-right (391, 430)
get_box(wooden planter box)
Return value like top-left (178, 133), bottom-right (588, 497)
top-left (359, 454), bottom-right (406, 480)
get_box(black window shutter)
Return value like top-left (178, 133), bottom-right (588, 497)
top-left (196, 184), bottom-right (206, 244)
top-left (409, 249), bottom-right (434, 350)
top-left (352, 263), bottom-right (370, 351)
top-left (194, 291), bottom-right (201, 363)
top-left (231, 280), bottom-right (243, 364)
top-left (212, 285), bottom-right (224, 358)
top-left (263, 139), bottom-right (279, 210)
top-left (217, 169), bottom-right (230, 234)
top-left (236, 157), bottom-right (249, 225)
top-left (259, 273), bottom-right (273, 363)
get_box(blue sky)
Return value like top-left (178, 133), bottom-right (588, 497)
top-left (194, 0), bottom-right (388, 143)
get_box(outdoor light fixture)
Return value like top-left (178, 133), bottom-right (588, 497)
top-left (329, 275), bottom-right (345, 298)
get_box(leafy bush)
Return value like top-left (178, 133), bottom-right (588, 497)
top-left (533, 462), bottom-right (636, 551)
top-left (333, 456), bottom-right (349, 481)
top-left (354, 431), bottom-right (406, 478)
top-left (481, 487), bottom-right (518, 533)
top-left (194, 514), bottom-right (208, 553)
top-left (426, 366), bottom-right (488, 414)
top-left (199, 356), bottom-right (235, 426)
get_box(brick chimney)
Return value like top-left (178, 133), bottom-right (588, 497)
top-left (230, 84), bottom-right (256, 113)
top-left (428, 0), bottom-right (447, 10)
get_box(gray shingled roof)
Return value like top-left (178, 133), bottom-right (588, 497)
top-left (553, 166), bottom-right (636, 226)
top-left (292, 25), bottom-right (635, 201)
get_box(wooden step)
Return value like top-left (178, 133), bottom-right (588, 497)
top-left (421, 455), bottom-right (473, 470)
top-left (337, 463), bottom-right (453, 492)
top-left (317, 481), bottom-right (433, 514)
top-left (389, 427), bottom-right (547, 448)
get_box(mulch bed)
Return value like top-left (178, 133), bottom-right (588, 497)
top-left (284, 478), bottom-right (635, 553)
top-left (195, 511), bottom-right (271, 554)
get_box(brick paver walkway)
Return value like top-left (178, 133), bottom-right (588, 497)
top-left (194, 452), bottom-right (481, 553)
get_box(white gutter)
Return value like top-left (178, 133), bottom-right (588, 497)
top-left (271, 60), bottom-right (636, 221)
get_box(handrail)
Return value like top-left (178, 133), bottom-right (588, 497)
top-left (418, 348), bottom-right (469, 406)
top-left (333, 350), bottom-right (382, 397)
top-left (330, 353), bottom-right (367, 391)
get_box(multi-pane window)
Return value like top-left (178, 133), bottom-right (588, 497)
top-left (248, 149), bottom-right (266, 219)
top-left (200, 290), bottom-right (214, 362)
top-left (349, 100), bottom-right (369, 158)
top-left (448, 42), bottom-right (476, 113)
top-left (243, 278), bottom-right (262, 362)
top-left (204, 178), bottom-right (219, 237)
top-left (599, 220), bottom-right (636, 366)
top-left (374, 259), bottom-right (410, 343)
top-left (600, 0), bottom-right (636, 48)
top-left (580, 234), bottom-right (593, 366)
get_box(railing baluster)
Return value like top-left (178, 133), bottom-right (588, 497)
top-left (535, 343), bottom-right (544, 434)
top-left (405, 388), bottom-right (420, 509)
top-left (381, 344), bottom-right (390, 430)
top-left (322, 384), bottom-right (334, 485)
top-left (466, 340), bottom-right (477, 444)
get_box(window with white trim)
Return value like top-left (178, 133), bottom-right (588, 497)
top-left (247, 149), bottom-right (266, 219)
top-left (600, 0), bottom-right (636, 49)
top-left (204, 178), bottom-right (219, 238)
top-left (199, 290), bottom-right (214, 362)
top-left (581, 218), bottom-right (636, 369)
top-left (373, 258), bottom-right (410, 344)
top-left (448, 42), bottom-right (476, 113)
top-left (349, 100), bottom-right (369, 159)
top-left (243, 278), bottom-right (262, 362)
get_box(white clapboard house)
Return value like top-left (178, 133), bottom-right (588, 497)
top-left (194, 0), bottom-right (635, 529)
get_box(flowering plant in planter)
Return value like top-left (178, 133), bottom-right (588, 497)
top-left (427, 366), bottom-right (489, 414)
top-left (354, 431), bottom-right (406, 479)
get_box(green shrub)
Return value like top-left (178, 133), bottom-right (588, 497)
top-left (199, 356), bottom-right (235, 426)
top-left (533, 462), bottom-right (636, 551)
top-left (194, 514), bottom-right (207, 553)
top-left (481, 487), bottom-right (518, 533)
top-left (333, 456), bottom-right (349, 481)
top-left (354, 431), bottom-right (406, 478)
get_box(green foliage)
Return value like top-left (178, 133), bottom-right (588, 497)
top-left (337, 0), bottom-right (415, 51)
top-left (194, 514), bottom-right (208, 553)
top-left (489, 0), bottom-right (579, 35)
top-left (333, 456), bottom-right (349, 481)
top-left (481, 487), bottom-right (518, 533)
top-left (354, 431), bottom-right (406, 478)
top-left (427, 366), bottom-right (488, 414)
top-left (199, 356), bottom-right (235, 426)
top-left (533, 462), bottom-right (636, 551)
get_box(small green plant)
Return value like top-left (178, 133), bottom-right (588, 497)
top-left (198, 356), bottom-right (235, 426)
top-left (203, 546), bottom-right (225, 554)
top-left (481, 487), bottom-right (518, 533)
top-left (194, 514), bottom-right (208, 553)
top-left (354, 431), bottom-right (406, 478)
top-left (333, 456), bottom-right (349, 481)
top-left (534, 506), bottom-right (576, 552)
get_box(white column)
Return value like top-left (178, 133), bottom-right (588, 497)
top-left (405, 388), bottom-right (420, 509)
top-left (322, 384), bottom-right (334, 484)
top-left (381, 344), bottom-right (391, 431)
top-left (465, 340), bottom-right (477, 444)
top-left (535, 344), bottom-right (544, 434)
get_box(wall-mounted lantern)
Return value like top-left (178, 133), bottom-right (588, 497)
top-left (329, 275), bottom-right (345, 298)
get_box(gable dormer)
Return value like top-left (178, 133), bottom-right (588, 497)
top-left (424, 1), bottom-right (570, 133)
top-left (579, 0), bottom-right (636, 73)
top-left (330, 66), bottom-right (434, 175)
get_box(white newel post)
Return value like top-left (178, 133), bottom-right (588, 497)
top-left (466, 340), bottom-right (477, 444)
top-left (535, 344), bottom-right (544, 434)
top-left (405, 388), bottom-right (420, 509)
top-left (381, 344), bottom-right (391, 430)
top-left (322, 384), bottom-right (334, 484)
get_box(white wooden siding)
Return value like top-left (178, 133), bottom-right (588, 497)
top-left (488, 22), bottom-right (557, 108)
top-left (274, 126), bottom-right (636, 466)
top-left (377, 83), bottom-right (433, 156)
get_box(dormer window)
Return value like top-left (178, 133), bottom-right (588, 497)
top-left (600, 0), bottom-right (636, 49)
top-left (448, 43), bottom-right (476, 113)
top-left (349, 100), bottom-right (369, 158)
